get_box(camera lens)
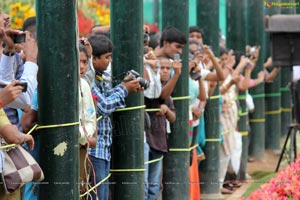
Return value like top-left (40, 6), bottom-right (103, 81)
top-left (139, 78), bottom-right (149, 90)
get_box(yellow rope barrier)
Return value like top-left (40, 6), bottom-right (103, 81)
top-left (115, 105), bottom-right (146, 112)
top-left (145, 156), bottom-right (164, 165)
top-left (240, 131), bottom-right (249, 136)
top-left (79, 173), bottom-right (111, 198)
top-left (172, 96), bottom-right (190, 101)
top-left (265, 109), bottom-right (281, 115)
top-left (35, 122), bottom-right (80, 130)
top-left (209, 95), bottom-right (221, 100)
top-left (110, 169), bottom-right (146, 172)
top-left (169, 144), bottom-right (198, 152)
top-left (205, 138), bottom-right (222, 142)
top-left (281, 108), bottom-right (292, 112)
top-left (145, 108), bottom-right (161, 112)
top-left (249, 119), bottom-right (265, 123)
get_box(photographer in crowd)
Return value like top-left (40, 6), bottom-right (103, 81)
top-left (87, 34), bottom-right (143, 200)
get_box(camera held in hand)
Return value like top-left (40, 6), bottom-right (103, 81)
top-left (125, 70), bottom-right (149, 89)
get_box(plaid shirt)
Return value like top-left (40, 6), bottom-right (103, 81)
top-left (88, 72), bottom-right (128, 161)
top-left (3, 54), bottom-right (24, 130)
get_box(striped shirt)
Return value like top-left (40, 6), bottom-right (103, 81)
top-left (88, 72), bottom-right (128, 161)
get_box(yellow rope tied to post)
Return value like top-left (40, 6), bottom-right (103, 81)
top-left (249, 119), bottom-right (265, 123)
top-left (79, 173), bottom-right (112, 198)
top-left (169, 144), bottom-right (198, 152)
top-left (35, 121), bottom-right (80, 130)
top-left (144, 156), bottom-right (164, 165)
top-left (115, 105), bottom-right (146, 112)
top-left (110, 168), bottom-right (146, 172)
top-left (265, 109), bottom-right (281, 115)
top-left (209, 95), bottom-right (221, 100)
top-left (240, 131), bottom-right (249, 136)
top-left (172, 96), bottom-right (190, 101)
top-left (205, 138), bottom-right (222, 142)
top-left (0, 122), bottom-right (80, 149)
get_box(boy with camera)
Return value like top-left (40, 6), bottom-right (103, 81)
top-left (87, 34), bottom-right (143, 200)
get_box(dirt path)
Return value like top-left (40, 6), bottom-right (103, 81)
top-left (225, 149), bottom-right (287, 200)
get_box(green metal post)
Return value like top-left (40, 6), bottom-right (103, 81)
top-left (280, 0), bottom-right (295, 136)
top-left (161, 1), bottom-right (190, 200)
top-left (110, 0), bottom-right (144, 199)
top-left (197, 0), bottom-right (222, 199)
top-left (264, 0), bottom-right (282, 151)
top-left (247, 0), bottom-right (265, 159)
top-left (37, 1), bottom-right (79, 199)
top-left (226, 0), bottom-right (249, 180)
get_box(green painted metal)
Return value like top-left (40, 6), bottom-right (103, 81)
top-left (36, 1), bottom-right (79, 199)
top-left (264, 0), bottom-right (282, 150)
top-left (227, 0), bottom-right (248, 180)
top-left (161, 1), bottom-right (190, 199)
top-left (247, 0), bottom-right (266, 159)
top-left (110, 0), bottom-right (144, 199)
top-left (197, 0), bottom-right (222, 198)
top-left (280, 0), bottom-right (295, 136)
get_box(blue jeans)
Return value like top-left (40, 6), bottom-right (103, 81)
top-left (144, 142), bottom-right (150, 200)
top-left (88, 156), bottom-right (110, 200)
top-left (145, 147), bottom-right (163, 200)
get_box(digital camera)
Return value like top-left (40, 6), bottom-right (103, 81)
top-left (126, 70), bottom-right (149, 89)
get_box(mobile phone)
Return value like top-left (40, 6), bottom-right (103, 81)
top-left (13, 33), bottom-right (26, 44)
top-left (17, 82), bottom-right (28, 92)
top-left (174, 53), bottom-right (180, 60)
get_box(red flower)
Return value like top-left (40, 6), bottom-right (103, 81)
top-left (78, 10), bottom-right (94, 36)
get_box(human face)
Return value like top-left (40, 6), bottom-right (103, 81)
top-left (189, 32), bottom-right (203, 45)
top-left (159, 59), bottom-right (172, 83)
top-left (0, 9), bottom-right (10, 30)
top-left (164, 41), bottom-right (185, 59)
top-left (220, 53), bottom-right (228, 65)
top-left (79, 51), bottom-right (89, 78)
top-left (92, 52), bottom-right (112, 72)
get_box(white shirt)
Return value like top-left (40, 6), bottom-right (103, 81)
top-left (79, 78), bottom-right (97, 145)
top-left (293, 66), bottom-right (300, 82)
top-left (0, 54), bottom-right (38, 109)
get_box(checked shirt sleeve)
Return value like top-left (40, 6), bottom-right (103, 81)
top-left (92, 84), bottom-right (128, 117)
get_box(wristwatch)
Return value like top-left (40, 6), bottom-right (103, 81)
top-left (3, 50), bottom-right (15, 57)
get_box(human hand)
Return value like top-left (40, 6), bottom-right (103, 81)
top-left (0, 80), bottom-right (23, 106)
top-left (156, 104), bottom-right (169, 116)
top-left (23, 31), bottom-right (38, 63)
top-left (80, 37), bottom-right (93, 57)
top-left (1, 28), bottom-right (23, 52)
top-left (121, 74), bottom-right (143, 93)
top-left (23, 134), bottom-right (35, 150)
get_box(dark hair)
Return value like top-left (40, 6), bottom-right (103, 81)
top-left (148, 31), bottom-right (161, 50)
top-left (159, 26), bottom-right (187, 47)
top-left (79, 43), bottom-right (89, 58)
top-left (88, 34), bottom-right (113, 58)
top-left (233, 51), bottom-right (245, 69)
top-left (219, 46), bottom-right (228, 57)
top-left (22, 16), bottom-right (36, 31)
top-left (189, 26), bottom-right (204, 39)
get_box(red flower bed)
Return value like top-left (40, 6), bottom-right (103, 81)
top-left (240, 157), bottom-right (300, 200)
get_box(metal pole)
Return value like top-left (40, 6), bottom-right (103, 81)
top-left (227, 0), bottom-right (249, 180)
top-left (280, 0), bottom-right (295, 136)
top-left (264, 0), bottom-right (282, 151)
top-left (197, 0), bottom-right (222, 199)
top-left (247, 0), bottom-right (266, 159)
top-left (110, 0), bottom-right (144, 199)
top-left (161, 1), bottom-right (190, 199)
top-left (37, 0), bottom-right (79, 199)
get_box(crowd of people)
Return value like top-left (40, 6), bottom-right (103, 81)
top-left (0, 6), bottom-right (284, 200)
